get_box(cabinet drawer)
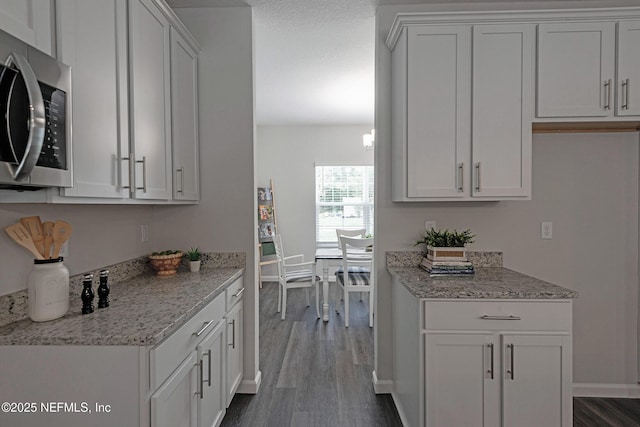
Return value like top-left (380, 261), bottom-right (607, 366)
top-left (226, 277), bottom-right (244, 310)
top-left (151, 293), bottom-right (225, 390)
top-left (423, 300), bottom-right (572, 331)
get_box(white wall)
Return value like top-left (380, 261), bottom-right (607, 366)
top-left (0, 204), bottom-right (154, 295)
top-left (154, 6), bottom-right (260, 392)
top-left (257, 125), bottom-right (374, 274)
top-left (376, 2), bottom-right (640, 390)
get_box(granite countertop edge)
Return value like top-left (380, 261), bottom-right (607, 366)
top-left (0, 267), bottom-right (245, 347)
top-left (388, 266), bottom-right (578, 300)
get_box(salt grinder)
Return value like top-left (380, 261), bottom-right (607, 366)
top-left (97, 269), bottom-right (110, 309)
top-left (81, 273), bottom-right (95, 314)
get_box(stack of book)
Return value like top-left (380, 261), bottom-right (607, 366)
top-left (420, 257), bottom-right (475, 276)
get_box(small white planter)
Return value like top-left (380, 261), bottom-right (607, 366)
top-left (426, 246), bottom-right (467, 262)
top-left (189, 260), bottom-right (201, 272)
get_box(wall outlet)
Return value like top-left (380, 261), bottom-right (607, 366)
top-left (141, 224), bottom-right (149, 243)
top-left (425, 220), bottom-right (437, 231)
top-left (541, 221), bottom-right (553, 239)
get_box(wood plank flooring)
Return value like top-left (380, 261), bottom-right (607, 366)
top-left (221, 281), bottom-right (402, 427)
top-left (221, 281), bottom-right (640, 426)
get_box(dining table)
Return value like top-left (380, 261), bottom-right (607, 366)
top-left (315, 246), bottom-right (372, 321)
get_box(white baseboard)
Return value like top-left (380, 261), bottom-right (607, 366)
top-left (372, 370), bottom-right (393, 394)
top-left (573, 382), bottom-right (640, 398)
top-left (237, 370), bottom-right (262, 394)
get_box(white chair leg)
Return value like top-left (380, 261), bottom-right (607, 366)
top-left (344, 287), bottom-right (350, 328)
top-left (369, 289), bottom-right (374, 328)
top-left (277, 283), bottom-right (282, 313)
top-left (314, 283), bottom-right (320, 319)
top-left (360, 291), bottom-right (363, 301)
top-left (281, 286), bottom-right (287, 320)
top-left (305, 287), bottom-right (310, 307)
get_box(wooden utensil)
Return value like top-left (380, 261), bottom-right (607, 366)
top-left (42, 221), bottom-right (54, 259)
top-left (5, 223), bottom-right (44, 260)
top-left (51, 221), bottom-right (72, 259)
top-left (20, 216), bottom-right (44, 257)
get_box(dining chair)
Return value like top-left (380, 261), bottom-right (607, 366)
top-left (273, 234), bottom-right (320, 320)
top-left (335, 228), bottom-right (366, 246)
top-left (335, 235), bottom-right (374, 328)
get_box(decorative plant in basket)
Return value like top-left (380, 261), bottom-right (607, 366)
top-left (149, 250), bottom-right (183, 276)
top-left (185, 247), bottom-right (202, 272)
top-left (415, 228), bottom-right (475, 261)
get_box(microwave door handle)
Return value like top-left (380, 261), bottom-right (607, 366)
top-left (5, 52), bottom-right (45, 181)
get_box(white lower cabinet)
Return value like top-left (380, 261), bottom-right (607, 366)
top-left (198, 319), bottom-right (227, 427)
top-left (392, 280), bottom-right (573, 427)
top-left (225, 288), bottom-right (244, 406)
top-left (151, 351), bottom-right (199, 427)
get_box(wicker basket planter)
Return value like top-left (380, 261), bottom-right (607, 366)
top-left (149, 252), bottom-right (183, 276)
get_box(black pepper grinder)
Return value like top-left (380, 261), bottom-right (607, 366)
top-left (97, 269), bottom-right (110, 309)
top-left (81, 273), bottom-right (95, 314)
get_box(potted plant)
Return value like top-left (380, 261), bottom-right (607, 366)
top-left (186, 247), bottom-right (202, 272)
top-left (149, 250), bottom-right (183, 276)
top-left (415, 228), bottom-right (475, 261)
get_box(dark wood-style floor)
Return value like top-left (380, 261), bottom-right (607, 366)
top-left (221, 281), bottom-right (640, 427)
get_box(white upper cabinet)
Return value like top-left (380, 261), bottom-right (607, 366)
top-left (57, 0), bottom-right (129, 199)
top-left (617, 21), bottom-right (640, 116)
top-left (537, 19), bottom-right (640, 120)
top-left (399, 25), bottom-right (471, 199)
top-left (171, 27), bottom-right (200, 201)
top-left (389, 20), bottom-right (532, 201)
top-left (129, 0), bottom-right (173, 200)
top-left (537, 22), bottom-right (616, 118)
top-left (472, 24), bottom-right (533, 198)
top-left (0, 0), bottom-right (54, 55)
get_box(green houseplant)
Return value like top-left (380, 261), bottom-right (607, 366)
top-left (415, 228), bottom-right (475, 261)
top-left (186, 247), bottom-right (202, 272)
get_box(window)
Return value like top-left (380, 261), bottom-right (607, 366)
top-left (315, 164), bottom-right (374, 245)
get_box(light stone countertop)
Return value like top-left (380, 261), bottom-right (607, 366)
top-left (388, 266), bottom-right (578, 300)
top-left (0, 267), bottom-right (244, 346)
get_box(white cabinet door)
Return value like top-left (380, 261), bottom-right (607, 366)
top-left (198, 319), bottom-right (226, 427)
top-left (502, 334), bottom-right (572, 427)
top-left (537, 22), bottom-right (616, 117)
top-left (424, 334), bottom-right (500, 427)
top-left (472, 24), bottom-right (533, 198)
top-left (226, 300), bottom-right (243, 406)
top-left (57, 0), bottom-right (129, 199)
top-left (0, 0), bottom-right (54, 55)
top-left (151, 351), bottom-right (198, 427)
top-left (171, 27), bottom-right (200, 201)
top-left (617, 21), bottom-right (640, 116)
top-left (405, 26), bottom-right (471, 198)
top-left (129, 0), bottom-right (173, 200)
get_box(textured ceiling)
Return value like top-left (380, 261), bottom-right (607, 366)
top-left (167, 0), bottom-right (632, 125)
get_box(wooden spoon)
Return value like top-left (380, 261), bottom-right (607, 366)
top-left (5, 223), bottom-right (44, 260)
top-left (51, 221), bottom-right (72, 259)
top-left (20, 216), bottom-right (44, 258)
top-left (42, 221), bottom-right (54, 259)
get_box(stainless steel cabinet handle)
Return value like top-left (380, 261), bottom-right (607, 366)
top-left (457, 163), bottom-right (464, 192)
top-left (233, 288), bottom-right (245, 298)
top-left (229, 319), bottom-right (236, 348)
top-left (193, 320), bottom-right (215, 337)
top-left (176, 167), bottom-right (184, 193)
top-left (480, 315), bottom-right (522, 321)
top-left (203, 349), bottom-right (212, 387)
top-left (604, 79), bottom-right (612, 110)
top-left (136, 156), bottom-right (147, 193)
top-left (487, 343), bottom-right (494, 380)
top-left (622, 79), bottom-right (630, 110)
top-left (474, 163), bottom-right (481, 192)
top-left (506, 344), bottom-right (515, 380)
top-left (121, 154), bottom-right (135, 195)
top-left (5, 53), bottom-right (45, 181)
top-left (195, 359), bottom-right (204, 398)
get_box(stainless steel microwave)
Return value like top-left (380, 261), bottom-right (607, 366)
top-left (0, 29), bottom-right (72, 190)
